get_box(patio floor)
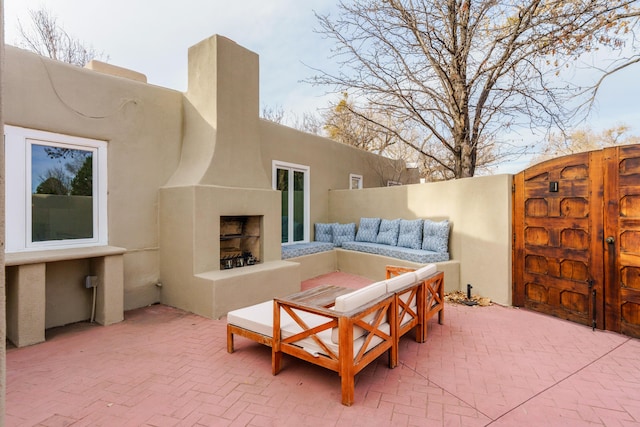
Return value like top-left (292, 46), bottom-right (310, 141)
top-left (6, 272), bottom-right (640, 426)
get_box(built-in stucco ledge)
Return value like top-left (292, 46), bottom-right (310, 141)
top-left (195, 260), bottom-right (301, 319)
top-left (5, 245), bottom-right (127, 266)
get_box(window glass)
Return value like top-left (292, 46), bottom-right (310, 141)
top-left (31, 143), bottom-right (94, 242)
top-left (273, 161), bottom-right (309, 245)
top-left (293, 170), bottom-right (305, 242)
top-left (350, 174), bottom-right (363, 189)
top-left (277, 168), bottom-right (289, 243)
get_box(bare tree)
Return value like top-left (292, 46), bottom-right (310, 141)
top-left (530, 124), bottom-right (640, 165)
top-left (310, 0), bottom-right (638, 179)
top-left (261, 104), bottom-right (324, 135)
top-left (17, 7), bottom-right (107, 66)
top-left (323, 93), bottom-right (507, 180)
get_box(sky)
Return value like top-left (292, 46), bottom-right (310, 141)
top-left (4, 0), bottom-right (640, 174)
top-left (3, 0), bottom-right (342, 115)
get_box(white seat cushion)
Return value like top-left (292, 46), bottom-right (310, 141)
top-left (414, 264), bottom-right (437, 280)
top-left (228, 300), bottom-right (316, 338)
top-left (331, 281), bottom-right (388, 344)
top-left (227, 300), bottom-right (279, 337)
top-left (334, 281), bottom-right (387, 311)
top-left (385, 271), bottom-right (418, 292)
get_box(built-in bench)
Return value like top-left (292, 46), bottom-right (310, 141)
top-left (281, 218), bottom-right (459, 292)
top-left (341, 241), bottom-right (448, 263)
top-left (281, 241), bottom-right (335, 259)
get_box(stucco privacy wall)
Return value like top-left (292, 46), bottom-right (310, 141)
top-left (3, 46), bottom-right (184, 313)
top-left (329, 174), bottom-right (513, 305)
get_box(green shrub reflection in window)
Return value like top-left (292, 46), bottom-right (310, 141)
top-left (31, 144), bottom-right (93, 242)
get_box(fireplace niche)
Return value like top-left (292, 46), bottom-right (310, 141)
top-left (220, 215), bottom-right (262, 270)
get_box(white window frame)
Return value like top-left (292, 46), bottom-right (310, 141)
top-left (4, 125), bottom-right (108, 252)
top-left (349, 174), bottom-right (363, 189)
top-left (272, 160), bottom-right (310, 244)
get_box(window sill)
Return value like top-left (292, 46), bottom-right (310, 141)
top-left (5, 245), bottom-right (126, 266)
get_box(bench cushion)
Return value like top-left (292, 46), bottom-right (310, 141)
top-left (376, 219), bottom-right (401, 246)
top-left (331, 281), bottom-right (387, 344)
top-left (281, 241), bottom-right (335, 259)
top-left (397, 219), bottom-right (423, 250)
top-left (414, 263), bottom-right (437, 280)
top-left (315, 223), bottom-right (336, 243)
top-left (355, 217), bottom-right (381, 243)
top-left (228, 300), bottom-right (283, 337)
top-left (332, 223), bottom-right (356, 247)
top-left (342, 241), bottom-right (449, 263)
top-left (422, 219), bottom-right (450, 253)
top-left (385, 271), bottom-right (418, 292)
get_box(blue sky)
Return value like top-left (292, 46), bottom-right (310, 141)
top-left (5, 0), bottom-right (640, 174)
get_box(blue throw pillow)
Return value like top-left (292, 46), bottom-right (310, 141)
top-left (314, 223), bottom-right (335, 243)
top-left (397, 219), bottom-right (423, 249)
top-left (332, 223), bottom-right (356, 247)
top-left (376, 218), bottom-right (401, 246)
top-left (355, 217), bottom-right (381, 243)
top-left (422, 219), bottom-right (450, 253)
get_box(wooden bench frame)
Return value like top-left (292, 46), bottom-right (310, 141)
top-left (271, 293), bottom-right (396, 406)
top-left (227, 323), bottom-right (272, 353)
top-left (385, 265), bottom-right (445, 366)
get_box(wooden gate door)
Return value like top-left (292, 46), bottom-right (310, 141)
top-left (603, 145), bottom-right (640, 337)
top-left (513, 151), bottom-right (605, 329)
top-left (514, 146), bottom-right (640, 337)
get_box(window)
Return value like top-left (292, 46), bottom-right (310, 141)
top-left (4, 126), bottom-right (108, 252)
top-left (273, 161), bottom-right (309, 244)
top-left (350, 174), bottom-right (363, 189)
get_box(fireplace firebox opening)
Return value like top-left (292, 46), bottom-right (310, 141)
top-left (220, 216), bottom-right (262, 269)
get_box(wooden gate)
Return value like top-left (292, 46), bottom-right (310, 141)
top-left (513, 146), bottom-right (640, 338)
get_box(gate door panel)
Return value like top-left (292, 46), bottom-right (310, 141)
top-left (604, 146), bottom-right (640, 337)
top-left (513, 152), bottom-right (604, 328)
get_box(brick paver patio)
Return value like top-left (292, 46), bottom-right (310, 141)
top-left (6, 272), bottom-right (640, 426)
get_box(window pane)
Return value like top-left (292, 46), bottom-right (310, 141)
top-left (293, 170), bottom-right (304, 242)
top-left (277, 168), bottom-right (289, 243)
top-left (31, 144), bottom-right (93, 242)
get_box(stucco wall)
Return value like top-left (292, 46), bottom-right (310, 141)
top-left (328, 174), bottom-right (513, 305)
top-left (3, 46), bottom-right (184, 312)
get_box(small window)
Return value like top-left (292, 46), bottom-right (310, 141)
top-left (350, 174), bottom-right (363, 189)
top-left (5, 126), bottom-right (108, 252)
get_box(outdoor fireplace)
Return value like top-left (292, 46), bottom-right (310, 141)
top-left (220, 215), bottom-right (262, 269)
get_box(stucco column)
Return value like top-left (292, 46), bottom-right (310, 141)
top-left (6, 263), bottom-right (46, 347)
top-left (93, 254), bottom-right (124, 325)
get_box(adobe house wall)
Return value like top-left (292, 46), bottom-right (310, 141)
top-left (3, 45), bottom-right (184, 314)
